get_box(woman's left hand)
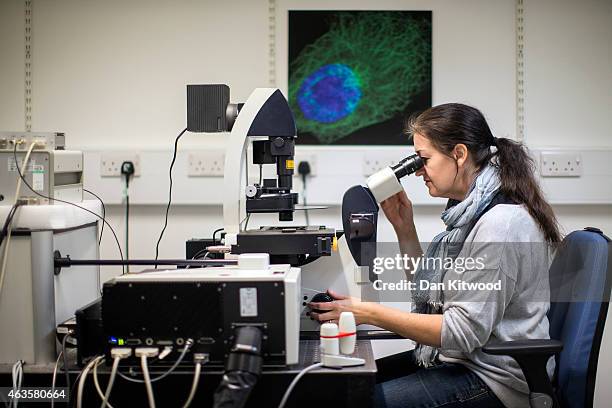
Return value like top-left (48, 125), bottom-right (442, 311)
top-left (308, 289), bottom-right (370, 325)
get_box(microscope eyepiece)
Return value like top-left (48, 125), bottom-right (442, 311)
top-left (366, 153), bottom-right (424, 203)
top-left (391, 154), bottom-right (424, 180)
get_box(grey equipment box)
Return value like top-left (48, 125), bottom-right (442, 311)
top-left (0, 132), bottom-right (83, 204)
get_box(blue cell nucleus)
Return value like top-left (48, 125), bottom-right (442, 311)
top-left (296, 63), bottom-right (362, 123)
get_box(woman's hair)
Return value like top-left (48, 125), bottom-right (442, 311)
top-left (406, 103), bottom-right (561, 243)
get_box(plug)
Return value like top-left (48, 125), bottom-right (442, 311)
top-left (193, 353), bottom-right (209, 364)
top-left (134, 347), bottom-right (159, 358)
top-left (110, 348), bottom-right (132, 359)
top-left (121, 161), bottom-right (135, 187)
top-left (297, 161), bottom-right (311, 179)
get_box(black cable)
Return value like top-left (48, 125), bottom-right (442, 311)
top-left (302, 175), bottom-right (310, 226)
top-left (0, 203), bottom-right (23, 247)
top-left (12, 144), bottom-right (125, 273)
top-left (121, 161), bottom-right (135, 272)
top-left (126, 192), bottom-right (129, 267)
top-left (83, 189), bottom-right (105, 246)
top-left (154, 128), bottom-right (188, 267)
top-left (212, 227), bottom-right (224, 244)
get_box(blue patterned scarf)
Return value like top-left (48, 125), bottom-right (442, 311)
top-left (413, 163), bottom-right (501, 367)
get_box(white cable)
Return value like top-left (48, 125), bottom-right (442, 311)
top-left (117, 340), bottom-right (192, 383)
top-left (93, 357), bottom-right (117, 408)
top-left (14, 142), bottom-right (36, 203)
top-left (50, 351), bottom-right (63, 408)
top-left (140, 355), bottom-right (156, 408)
top-left (277, 362), bottom-right (323, 408)
top-left (181, 362), bottom-right (201, 408)
top-left (77, 356), bottom-right (103, 408)
top-left (11, 360), bottom-right (24, 408)
top-left (0, 142), bottom-right (36, 301)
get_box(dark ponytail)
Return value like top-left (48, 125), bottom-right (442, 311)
top-left (407, 103), bottom-right (561, 243)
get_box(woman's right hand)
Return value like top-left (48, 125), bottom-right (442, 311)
top-left (380, 190), bottom-right (416, 239)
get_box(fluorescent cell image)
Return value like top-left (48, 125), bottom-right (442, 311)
top-left (297, 63), bottom-right (362, 123)
top-left (289, 11), bottom-right (432, 145)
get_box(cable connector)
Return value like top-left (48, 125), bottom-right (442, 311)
top-left (158, 346), bottom-right (173, 360)
top-left (110, 348), bottom-right (133, 359)
top-left (134, 347), bottom-right (159, 358)
top-left (193, 353), bottom-right (209, 364)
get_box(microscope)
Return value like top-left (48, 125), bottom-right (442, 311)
top-left (184, 84), bottom-right (423, 334)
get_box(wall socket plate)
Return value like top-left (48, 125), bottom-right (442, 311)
top-left (540, 152), bottom-right (582, 177)
top-left (362, 155), bottom-right (402, 177)
top-left (188, 152), bottom-right (225, 177)
top-left (100, 153), bottom-right (141, 177)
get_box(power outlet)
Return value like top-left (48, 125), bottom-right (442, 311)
top-left (363, 156), bottom-right (401, 177)
top-left (100, 153), bottom-right (141, 177)
top-left (293, 154), bottom-right (317, 177)
top-left (188, 152), bottom-right (225, 177)
top-left (540, 152), bottom-right (582, 177)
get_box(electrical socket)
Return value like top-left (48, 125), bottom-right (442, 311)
top-left (362, 156), bottom-right (401, 177)
top-left (294, 154), bottom-right (317, 177)
top-left (540, 152), bottom-right (582, 177)
top-left (100, 153), bottom-right (141, 177)
top-left (188, 152), bottom-right (225, 177)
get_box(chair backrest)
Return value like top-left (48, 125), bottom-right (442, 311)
top-left (548, 228), bottom-right (611, 408)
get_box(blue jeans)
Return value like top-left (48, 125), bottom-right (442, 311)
top-left (374, 350), bottom-right (505, 408)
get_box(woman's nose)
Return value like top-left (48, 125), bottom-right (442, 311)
top-left (415, 167), bottom-right (425, 177)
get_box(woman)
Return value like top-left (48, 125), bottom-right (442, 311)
top-left (308, 103), bottom-right (561, 408)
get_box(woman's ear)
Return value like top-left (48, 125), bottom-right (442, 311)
top-left (453, 144), bottom-right (469, 168)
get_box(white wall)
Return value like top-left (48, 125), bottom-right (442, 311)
top-left (1, 0), bottom-right (611, 403)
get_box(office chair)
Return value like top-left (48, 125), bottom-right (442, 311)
top-left (483, 227), bottom-right (611, 408)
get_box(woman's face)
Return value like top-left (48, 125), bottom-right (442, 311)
top-left (413, 132), bottom-right (470, 200)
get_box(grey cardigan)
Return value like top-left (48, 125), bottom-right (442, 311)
top-left (438, 204), bottom-right (555, 408)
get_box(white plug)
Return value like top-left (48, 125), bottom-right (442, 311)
top-left (134, 348), bottom-right (159, 358)
top-left (110, 348), bottom-right (132, 359)
top-left (158, 347), bottom-right (173, 360)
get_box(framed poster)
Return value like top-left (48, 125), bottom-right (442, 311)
top-left (289, 11), bottom-right (432, 145)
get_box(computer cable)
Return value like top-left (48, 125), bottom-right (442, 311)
top-left (83, 189), bottom-right (106, 247)
top-left (277, 362), bottom-right (323, 408)
top-left (77, 356), bottom-right (104, 408)
top-left (11, 143), bottom-right (125, 273)
top-left (181, 354), bottom-right (207, 408)
top-left (134, 348), bottom-right (159, 408)
top-left (212, 228), bottom-right (224, 245)
top-left (154, 127), bottom-right (188, 267)
top-left (10, 359), bottom-right (24, 408)
top-left (60, 333), bottom-right (72, 403)
top-left (92, 348), bottom-right (131, 408)
top-left (117, 339), bottom-right (194, 384)
top-left (92, 358), bottom-right (115, 408)
top-left (50, 350), bottom-right (63, 408)
top-left (0, 141), bottom-right (36, 303)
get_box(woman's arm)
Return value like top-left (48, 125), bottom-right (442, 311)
top-left (369, 303), bottom-right (442, 347)
top-left (380, 192), bottom-right (424, 276)
top-left (309, 291), bottom-right (442, 347)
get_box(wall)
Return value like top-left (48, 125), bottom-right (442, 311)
top-left (1, 0), bottom-right (611, 403)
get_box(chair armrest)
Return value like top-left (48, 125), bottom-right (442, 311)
top-left (482, 339), bottom-right (563, 356)
top-left (482, 340), bottom-right (563, 408)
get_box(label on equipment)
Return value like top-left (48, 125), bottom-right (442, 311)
top-left (286, 159), bottom-right (294, 170)
top-left (8, 157), bottom-right (37, 173)
top-left (32, 165), bottom-right (44, 191)
top-left (239, 288), bottom-right (258, 317)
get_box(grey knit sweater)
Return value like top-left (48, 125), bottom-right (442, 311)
top-left (438, 204), bottom-right (555, 408)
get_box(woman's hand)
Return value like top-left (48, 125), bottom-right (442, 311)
top-left (380, 190), bottom-right (416, 239)
top-left (308, 289), bottom-right (371, 325)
